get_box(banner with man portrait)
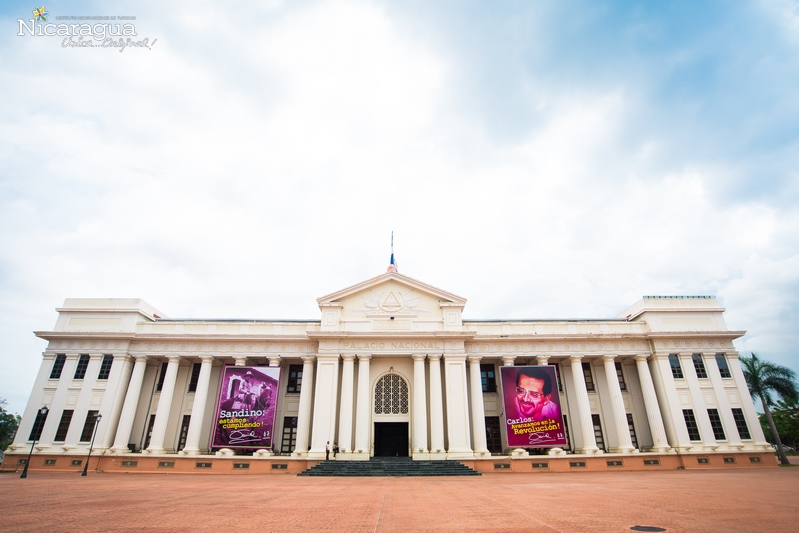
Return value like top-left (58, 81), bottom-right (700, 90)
top-left (500, 365), bottom-right (567, 448)
top-left (211, 366), bottom-right (280, 449)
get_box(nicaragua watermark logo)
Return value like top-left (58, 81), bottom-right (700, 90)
top-left (18, 6), bottom-right (157, 52)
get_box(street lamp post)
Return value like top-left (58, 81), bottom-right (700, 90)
top-left (20, 405), bottom-right (49, 479)
top-left (81, 413), bottom-right (102, 477)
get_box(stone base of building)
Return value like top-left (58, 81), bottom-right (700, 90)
top-left (0, 451), bottom-right (778, 475)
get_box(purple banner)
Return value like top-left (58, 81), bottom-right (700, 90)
top-left (500, 365), bottom-right (567, 448)
top-left (211, 366), bottom-right (280, 449)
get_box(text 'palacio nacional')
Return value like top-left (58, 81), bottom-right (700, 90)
top-left (3, 261), bottom-right (776, 474)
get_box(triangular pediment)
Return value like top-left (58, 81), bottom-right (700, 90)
top-left (317, 271), bottom-right (466, 308)
top-left (317, 272), bottom-right (466, 331)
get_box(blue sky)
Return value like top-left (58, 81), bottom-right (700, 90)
top-left (1, 0), bottom-right (798, 414)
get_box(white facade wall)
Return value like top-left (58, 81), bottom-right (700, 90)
top-left (8, 273), bottom-right (770, 461)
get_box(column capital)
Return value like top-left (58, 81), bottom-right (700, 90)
top-left (301, 355), bottom-right (316, 364)
top-left (165, 354), bottom-right (181, 362)
top-left (134, 355), bottom-right (149, 363)
top-left (467, 356), bottom-right (482, 365)
top-left (268, 355), bottom-right (281, 367)
top-left (536, 355), bottom-right (549, 365)
top-left (199, 355), bottom-right (215, 364)
top-left (412, 354), bottom-right (427, 362)
top-left (233, 356), bottom-right (247, 366)
top-left (634, 354), bottom-right (650, 362)
top-left (678, 352), bottom-right (693, 357)
top-left (501, 355), bottom-right (516, 366)
top-left (602, 354), bottom-right (616, 363)
top-left (341, 354), bottom-right (356, 362)
top-left (428, 354), bottom-right (442, 362)
top-left (569, 355), bottom-right (584, 363)
top-left (357, 354), bottom-right (372, 363)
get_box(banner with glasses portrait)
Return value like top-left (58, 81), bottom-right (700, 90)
top-left (211, 366), bottom-right (280, 449)
top-left (500, 365), bottom-right (567, 448)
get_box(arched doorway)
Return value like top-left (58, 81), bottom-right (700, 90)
top-left (373, 373), bottom-right (410, 457)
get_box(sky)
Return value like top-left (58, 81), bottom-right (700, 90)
top-left (1, 0), bottom-right (798, 415)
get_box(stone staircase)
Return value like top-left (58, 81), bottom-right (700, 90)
top-left (298, 456), bottom-right (481, 477)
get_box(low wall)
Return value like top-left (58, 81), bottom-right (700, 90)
top-left (1, 451), bottom-right (777, 475)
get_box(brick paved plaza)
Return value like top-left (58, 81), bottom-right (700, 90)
top-left (1, 467), bottom-right (797, 532)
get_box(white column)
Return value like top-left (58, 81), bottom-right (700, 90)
top-left (63, 355), bottom-right (104, 448)
top-left (603, 356), bottom-right (635, 453)
top-left (337, 355), bottom-right (355, 455)
top-left (703, 352), bottom-right (742, 449)
top-left (726, 353), bottom-right (771, 447)
top-left (146, 355), bottom-right (180, 454)
top-left (292, 356), bottom-right (315, 457)
top-left (634, 355), bottom-right (670, 452)
top-left (268, 356), bottom-right (281, 367)
top-left (570, 356), bottom-right (599, 454)
top-left (110, 356), bottom-right (148, 453)
top-left (182, 356), bottom-right (214, 455)
top-left (680, 352), bottom-right (717, 450)
top-left (651, 354), bottom-right (693, 451)
top-left (502, 355), bottom-right (517, 367)
top-left (353, 355), bottom-right (372, 458)
top-left (428, 354), bottom-right (445, 455)
top-left (444, 354), bottom-right (472, 458)
top-left (468, 356), bottom-right (489, 456)
top-left (99, 354), bottom-right (134, 449)
top-left (536, 355), bottom-right (549, 366)
top-left (412, 354), bottom-right (429, 455)
top-left (309, 355), bottom-right (340, 459)
top-left (234, 357), bottom-right (247, 366)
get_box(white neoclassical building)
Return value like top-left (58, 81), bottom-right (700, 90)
top-left (5, 264), bottom-right (775, 472)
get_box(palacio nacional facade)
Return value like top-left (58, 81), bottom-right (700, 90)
top-left (4, 263), bottom-right (775, 474)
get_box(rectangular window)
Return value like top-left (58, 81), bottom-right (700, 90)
top-left (143, 414), bottom-right (156, 449)
top-left (280, 416), bottom-right (298, 454)
top-left (692, 354), bottom-right (708, 379)
top-left (715, 354), bottom-right (731, 378)
top-left (615, 362), bottom-right (627, 391)
top-left (97, 355), bottom-right (113, 380)
top-left (683, 409), bottom-right (701, 441)
top-left (732, 408), bottom-right (751, 440)
top-left (54, 410), bottom-right (74, 442)
top-left (79, 410), bottom-right (100, 442)
top-left (484, 416), bottom-right (502, 453)
top-left (591, 414), bottom-right (605, 451)
top-left (188, 363), bottom-right (201, 392)
top-left (582, 363), bottom-right (595, 392)
top-left (480, 363), bottom-right (497, 393)
top-left (286, 364), bottom-right (303, 394)
top-left (74, 354), bottom-right (90, 380)
top-left (555, 363), bottom-right (563, 392)
top-left (707, 409), bottom-right (726, 440)
top-left (562, 414), bottom-right (571, 450)
top-left (156, 362), bottom-right (168, 392)
top-left (669, 354), bottom-right (684, 378)
top-left (177, 414), bottom-right (191, 450)
top-left (626, 413), bottom-right (638, 449)
top-left (50, 354), bottom-right (66, 379)
top-left (28, 408), bottom-right (50, 441)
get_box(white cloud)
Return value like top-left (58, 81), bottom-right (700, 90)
top-left (1, 1), bottom-right (798, 413)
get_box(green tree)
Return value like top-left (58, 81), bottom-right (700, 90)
top-left (759, 397), bottom-right (799, 450)
top-left (740, 353), bottom-right (799, 465)
top-left (0, 397), bottom-right (21, 452)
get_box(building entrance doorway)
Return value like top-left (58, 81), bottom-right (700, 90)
top-left (373, 422), bottom-right (409, 457)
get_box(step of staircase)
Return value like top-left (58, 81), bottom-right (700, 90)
top-left (298, 457), bottom-right (481, 477)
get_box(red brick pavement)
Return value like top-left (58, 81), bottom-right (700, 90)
top-left (1, 467), bottom-right (797, 532)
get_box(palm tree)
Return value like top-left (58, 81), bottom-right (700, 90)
top-left (740, 353), bottom-right (798, 465)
